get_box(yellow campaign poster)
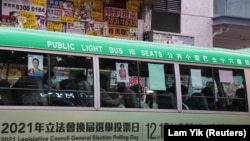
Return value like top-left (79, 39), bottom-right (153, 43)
top-left (109, 26), bottom-right (137, 40)
top-left (79, 0), bottom-right (104, 21)
top-left (31, 0), bottom-right (47, 6)
top-left (47, 21), bottom-right (63, 32)
top-left (126, 0), bottom-right (140, 12)
top-left (19, 11), bottom-right (39, 29)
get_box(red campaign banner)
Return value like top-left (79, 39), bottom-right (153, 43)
top-left (104, 6), bottom-right (137, 28)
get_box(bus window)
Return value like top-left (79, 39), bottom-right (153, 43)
top-left (180, 64), bottom-right (248, 112)
top-left (0, 50), bottom-right (48, 106)
top-left (213, 68), bottom-right (248, 112)
top-left (180, 65), bottom-right (215, 110)
top-left (0, 50), bottom-right (94, 107)
top-left (48, 54), bottom-right (94, 107)
top-left (99, 58), bottom-right (176, 109)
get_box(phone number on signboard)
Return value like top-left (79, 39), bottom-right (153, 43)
top-left (106, 16), bottom-right (137, 27)
top-left (3, 3), bottom-right (45, 13)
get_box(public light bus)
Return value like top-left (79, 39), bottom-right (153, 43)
top-left (0, 27), bottom-right (250, 141)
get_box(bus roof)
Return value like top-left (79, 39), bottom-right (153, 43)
top-left (1, 27), bottom-right (250, 67)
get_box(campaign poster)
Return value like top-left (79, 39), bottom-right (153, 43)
top-left (116, 63), bottom-right (129, 83)
top-left (28, 54), bottom-right (43, 77)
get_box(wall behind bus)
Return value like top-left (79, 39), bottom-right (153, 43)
top-left (182, 0), bottom-right (213, 47)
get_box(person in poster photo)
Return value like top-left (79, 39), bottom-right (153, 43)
top-left (28, 55), bottom-right (43, 77)
top-left (119, 64), bottom-right (126, 80)
top-left (116, 63), bottom-right (129, 82)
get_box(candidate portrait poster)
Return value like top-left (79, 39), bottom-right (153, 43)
top-left (116, 63), bottom-right (129, 83)
top-left (28, 54), bottom-right (43, 77)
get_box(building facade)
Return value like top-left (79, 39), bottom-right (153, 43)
top-left (2, 0), bottom-right (248, 49)
top-left (141, 0), bottom-right (213, 47)
top-left (214, 0), bottom-right (250, 49)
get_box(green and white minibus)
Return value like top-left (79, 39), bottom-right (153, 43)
top-left (0, 27), bottom-right (249, 141)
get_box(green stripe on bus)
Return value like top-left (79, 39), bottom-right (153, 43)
top-left (1, 27), bottom-right (250, 67)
